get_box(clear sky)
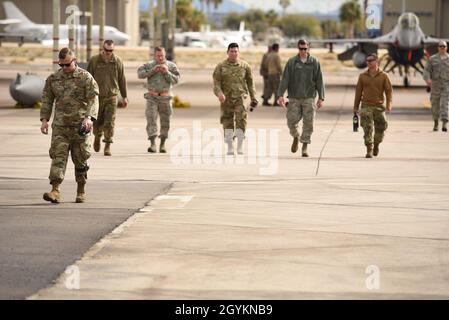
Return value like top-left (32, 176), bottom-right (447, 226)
top-left (233, 0), bottom-right (383, 13)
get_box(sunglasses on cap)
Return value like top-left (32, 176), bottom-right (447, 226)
top-left (58, 59), bottom-right (75, 68)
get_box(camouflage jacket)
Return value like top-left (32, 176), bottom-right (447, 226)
top-left (423, 53), bottom-right (449, 82)
top-left (87, 53), bottom-right (127, 98)
top-left (213, 58), bottom-right (256, 100)
top-left (137, 60), bottom-right (180, 96)
top-left (41, 67), bottom-right (99, 127)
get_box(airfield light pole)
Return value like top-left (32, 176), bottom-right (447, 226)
top-left (156, 0), bottom-right (163, 48)
top-left (163, 0), bottom-right (170, 52)
top-left (68, 0), bottom-right (77, 51)
top-left (166, 0), bottom-right (176, 61)
top-left (52, 0), bottom-right (60, 71)
top-left (86, 0), bottom-right (93, 61)
top-left (99, 0), bottom-right (105, 52)
top-left (148, 0), bottom-right (155, 59)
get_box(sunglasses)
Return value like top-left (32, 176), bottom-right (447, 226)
top-left (58, 59), bottom-right (75, 68)
top-left (298, 47), bottom-right (308, 51)
top-left (103, 47), bottom-right (114, 52)
top-left (366, 59), bottom-right (376, 62)
top-left (439, 45), bottom-right (447, 48)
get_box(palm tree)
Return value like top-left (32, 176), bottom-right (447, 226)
top-left (339, 0), bottom-right (362, 38)
top-left (279, 0), bottom-right (290, 17)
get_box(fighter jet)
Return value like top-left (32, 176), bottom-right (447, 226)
top-left (175, 21), bottom-right (253, 49)
top-left (312, 12), bottom-right (449, 87)
top-left (0, 1), bottom-right (130, 46)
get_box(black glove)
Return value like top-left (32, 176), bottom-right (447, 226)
top-left (250, 99), bottom-right (258, 112)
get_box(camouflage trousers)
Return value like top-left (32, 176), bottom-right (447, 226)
top-left (286, 98), bottom-right (316, 144)
top-left (93, 95), bottom-right (118, 143)
top-left (265, 74), bottom-right (281, 101)
top-left (145, 96), bottom-right (172, 139)
top-left (48, 125), bottom-right (91, 185)
top-left (360, 104), bottom-right (388, 146)
top-left (221, 96), bottom-right (247, 142)
top-left (430, 81), bottom-right (449, 121)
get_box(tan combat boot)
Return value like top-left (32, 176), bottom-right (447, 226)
top-left (94, 135), bottom-right (101, 152)
top-left (148, 136), bottom-right (157, 153)
top-left (159, 137), bottom-right (167, 153)
top-left (237, 137), bottom-right (244, 155)
top-left (291, 137), bottom-right (299, 153)
top-left (104, 143), bottom-right (111, 156)
top-left (366, 144), bottom-right (374, 158)
top-left (76, 183), bottom-right (86, 203)
top-left (373, 143), bottom-right (380, 156)
top-left (226, 141), bottom-right (234, 155)
top-left (301, 143), bottom-right (309, 157)
top-left (433, 120), bottom-right (439, 131)
top-left (43, 183), bottom-right (61, 203)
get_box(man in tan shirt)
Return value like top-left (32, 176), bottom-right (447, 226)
top-left (87, 40), bottom-right (128, 156)
top-left (264, 43), bottom-right (283, 106)
top-left (354, 53), bottom-right (393, 158)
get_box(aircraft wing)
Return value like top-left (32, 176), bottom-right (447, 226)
top-left (0, 18), bottom-right (22, 25)
top-left (309, 33), bottom-right (396, 46)
top-left (423, 36), bottom-right (449, 45)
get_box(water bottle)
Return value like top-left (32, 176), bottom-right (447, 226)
top-left (353, 113), bottom-right (359, 132)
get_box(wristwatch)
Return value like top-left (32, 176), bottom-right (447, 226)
top-left (85, 116), bottom-right (92, 120)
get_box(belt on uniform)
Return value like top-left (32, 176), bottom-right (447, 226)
top-left (148, 90), bottom-right (169, 96)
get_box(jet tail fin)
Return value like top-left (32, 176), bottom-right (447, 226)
top-left (239, 21), bottom-right (245, 33)
top-left (3, 1), bottom-right (34, 25)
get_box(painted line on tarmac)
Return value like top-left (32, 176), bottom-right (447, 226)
top-left (151, 194), bottom-right (194, 209)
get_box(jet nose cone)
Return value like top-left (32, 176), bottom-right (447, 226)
top-left (117, 31), bottom-right (130, 42)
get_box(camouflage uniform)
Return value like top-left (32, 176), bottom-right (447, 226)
top-left (260, 51), bottom-right (270, 100)
top-left (277, 54), bottom-right (325, 144)
top-left (213, 58), bottom-right (256, 142)
top-left (41, 67), bottom-right (99, 185)
top-left (423, 53), bottom-right (449, 122)
top-left (87, 53), bottom-right (127, 144)
top-left (360, 104), bottom-right (389, 146)
top-left (265, 51), bottom-right (282, 103)
top-left (137, 60), bottom-right (180, 139)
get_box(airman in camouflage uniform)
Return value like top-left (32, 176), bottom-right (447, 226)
top-left (423, 40), bottom-right (449, 132)
top-left (260, 45), bottom-right (271, 105)
top-left (277, 39), bottom-right (325, 157)
top-left (87, 40), bottom-right (128, 156)
top-left (264, 43), bottom-right (282, 106)
top-left (213, 43), bottom-right (257, 155)
top-left (40, 48), bottom-right (99, 203)
top-left (137, 47), bottom-right (180, 153)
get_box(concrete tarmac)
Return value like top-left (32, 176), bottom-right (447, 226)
top-left (0, 67), bottom-right (448, 299)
